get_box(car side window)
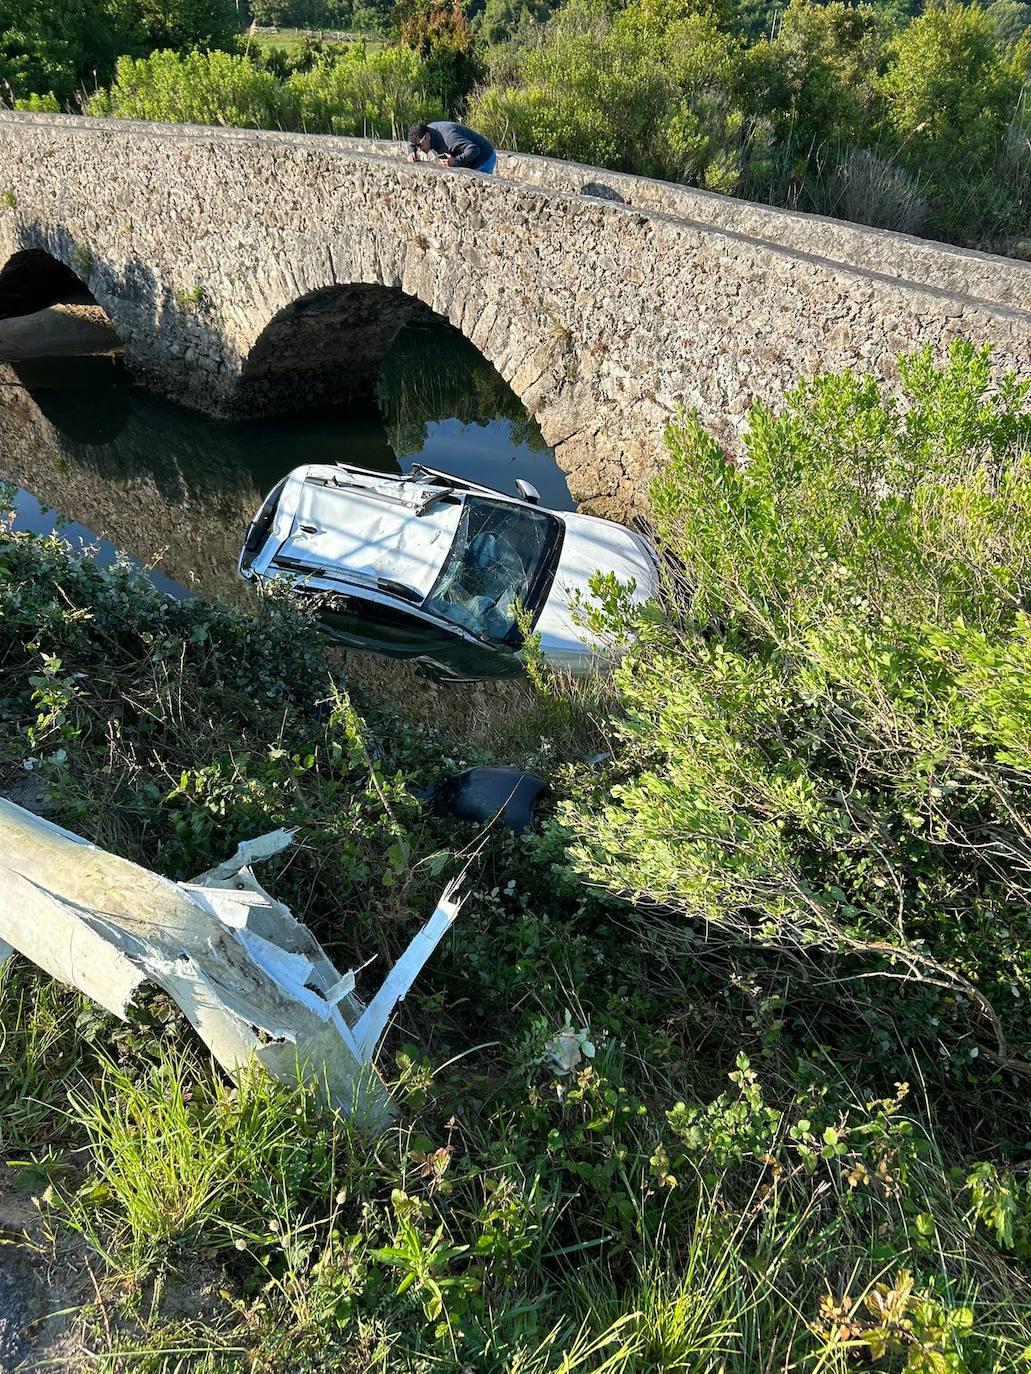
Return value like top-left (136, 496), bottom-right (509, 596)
top-left (342, 595), bottom-right (419, 630)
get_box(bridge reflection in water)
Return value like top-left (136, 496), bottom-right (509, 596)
top-left (0, 321), bottom-right (571, 605)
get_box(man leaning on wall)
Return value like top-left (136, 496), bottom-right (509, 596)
top-left (408, 121), bottom-right (497, 174)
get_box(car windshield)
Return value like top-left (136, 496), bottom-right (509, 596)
top-left (423, 498), bottom-right (560, 643)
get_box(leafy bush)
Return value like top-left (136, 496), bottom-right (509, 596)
top-left (470, 0), bottom-right (1030, 251)
top-left (85, 44), bottom-right (436, 136)
top-left (283, 44), bottom-right (434, 135)
top-left (879, 2), bottom-right (1031, 247)
top-left (558, 342), bottom-right (1031, 1070)
top-left (469, 0), bottom-right (773, 192)
top-left (0, 0), bottom-right (131, 104)
top-left (86, 49), bottom-right (286, 125)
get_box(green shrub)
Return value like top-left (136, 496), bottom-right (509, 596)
top-left (85, 44), bottom-right (436, 137)
top-left (879, 2), bottom-right (1031, 248)
top-left (557, 341), bottom-right (1031, 1069)
top-left (283, 44), bottom-right (434, 135)
top-left (86, 49), bottom-right (287, 126)
top-left (469, 0), bottom-right (771, 192)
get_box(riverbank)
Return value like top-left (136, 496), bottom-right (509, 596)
top-left (2, 332), bottom-right (1029, 1371)
top-left (0, 297), bottom-right (121, 361)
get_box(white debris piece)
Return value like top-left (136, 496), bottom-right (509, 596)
top-left (0, 799), bottom-right (466, 1123)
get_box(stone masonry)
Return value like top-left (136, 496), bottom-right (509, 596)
top-left (1, 112), bottom-right (1028, 513)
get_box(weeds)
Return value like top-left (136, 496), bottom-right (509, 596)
top-left (70, 243), bottom-right (93, 277)
top-left (2, 349), bottom-right (1030, 1369)
top-left (173, 283), bottom-right (206, 311)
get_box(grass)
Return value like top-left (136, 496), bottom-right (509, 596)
top-left (1, 487), bottom-right (1029, 1369)
top-left (240, 27), bottom-right (386, 56)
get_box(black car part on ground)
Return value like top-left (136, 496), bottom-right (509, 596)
top-left (423, 766), bottom-right (548, 834)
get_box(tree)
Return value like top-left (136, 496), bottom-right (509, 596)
top-left (471, 0), bottom-right (557, 50)
top-left (0, 0), bottom-right (133, 103)
top-left (881, 2), bottom-right (1023, 145)
top-left (397, 0), bottom-right (483, 113)
top-left (127, 0), bottom-right (241, 53)
top-left (557, 342), bottom-right (1031, 1069)
top-left (249, 0), bottom-right (292, 22)
top-left (879, 1), bottom-right (1029, 245)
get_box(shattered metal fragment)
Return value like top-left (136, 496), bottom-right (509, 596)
top-left (0, 800), bottom-right (465, 1122)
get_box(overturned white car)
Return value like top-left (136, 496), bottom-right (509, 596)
top-left (239, 464), bottom-right (659, 680)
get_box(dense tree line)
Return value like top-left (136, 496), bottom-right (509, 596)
top-left (470, 0), bottom-right (1030, 249)
top-left (0, 0), bottom-right (240, 103)
top-left (2, 0), bottom-right (1028, 251)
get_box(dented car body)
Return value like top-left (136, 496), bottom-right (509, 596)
top-left (239, 463), bottom-right (660, 682)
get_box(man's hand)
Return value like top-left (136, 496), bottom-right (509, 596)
top-left (439, 154), bottom-right (456, 166)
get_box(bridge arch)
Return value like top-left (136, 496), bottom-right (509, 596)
top-left (0, 248), bottom-right (92, 319)
top-left (231, 262), bottom-right (569, 466)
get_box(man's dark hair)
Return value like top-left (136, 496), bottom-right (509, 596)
top-left (408, 122), bottom-right (429, 148)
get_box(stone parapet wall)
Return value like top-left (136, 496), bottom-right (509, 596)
top-left (0, 112), bottom-right (1028, 514)
top-left (6, 113), bottom-right (1024, 310)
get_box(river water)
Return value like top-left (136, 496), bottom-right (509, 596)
top-left (0, 320), bottom-right (570, 605)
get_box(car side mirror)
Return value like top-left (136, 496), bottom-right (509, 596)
top-left (515, 480), bottom-right (540, 505)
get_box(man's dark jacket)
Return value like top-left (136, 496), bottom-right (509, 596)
top-left (418, 121), bottom-right (495, 169)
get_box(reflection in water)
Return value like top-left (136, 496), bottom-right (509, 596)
top-left (0, 320), bottom-right (570, 605)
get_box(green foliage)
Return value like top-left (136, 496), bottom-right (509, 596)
top-left (0, 526), bottom-right (420, 919)
top-left (557, 342), bottom-right (1031, 1069)
top-left (0, 0), bottom-right (132, 104)
top-left (173, 282), bottom-right (206, 309)
top-left (470, 0), bottom-right (1030, 251)
top-left (986, 0), bottom-right (1031, 53)
top-left (122, 0), bottom-right (240, 54)
top-left (86, 49), bottom-right (286, 125)
top-left (284, 43), bottom-right (435, 134)
top-left (69, 243), bottom-right (93, 275)
top-left (879, 2), bottom-right (1031, 246)
top-left (470, 0), bottom-right (558, 51)
top-left (470, 0), bottom-right (770, 191)
top-left (0, 961), bottom-right (96, 1149)
top-left (397, 0), bottom-right (484, 112)
top-left (811, 1268), bottom-right (980, 1372)
top-left (964, 1162), bottom-right (1031, 1258)
top-left (0, 0), bottom-right (239, 105)
top-left (12, 91), bottom-right (60, 111)
top-left (86, 43), bottom-right (437, 134)
top-left (62, 1052), bottom-right (367, 1276)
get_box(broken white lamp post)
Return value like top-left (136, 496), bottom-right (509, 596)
top-left (0, 799), bottom-right (464, 1123)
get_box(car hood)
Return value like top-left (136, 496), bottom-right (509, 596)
top-left (535, 514), bottom-right (659, 656)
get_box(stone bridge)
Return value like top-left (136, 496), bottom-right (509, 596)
top-left (1, 111), bottom-right (1028, 513)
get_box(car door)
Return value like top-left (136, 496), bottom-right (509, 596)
top-left (315, 591), bottom-right (525, 682)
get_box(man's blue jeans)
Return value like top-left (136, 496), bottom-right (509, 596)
top-left (476, 150), bottom-right (497, 174)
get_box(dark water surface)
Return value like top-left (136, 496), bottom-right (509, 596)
top-left (0, 322), bottom-right (570, 604)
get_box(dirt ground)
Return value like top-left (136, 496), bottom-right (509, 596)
top-left (0, 297), bottom-right (121, 362)
top-left (0, 1166), bottom-right (90, 1374)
